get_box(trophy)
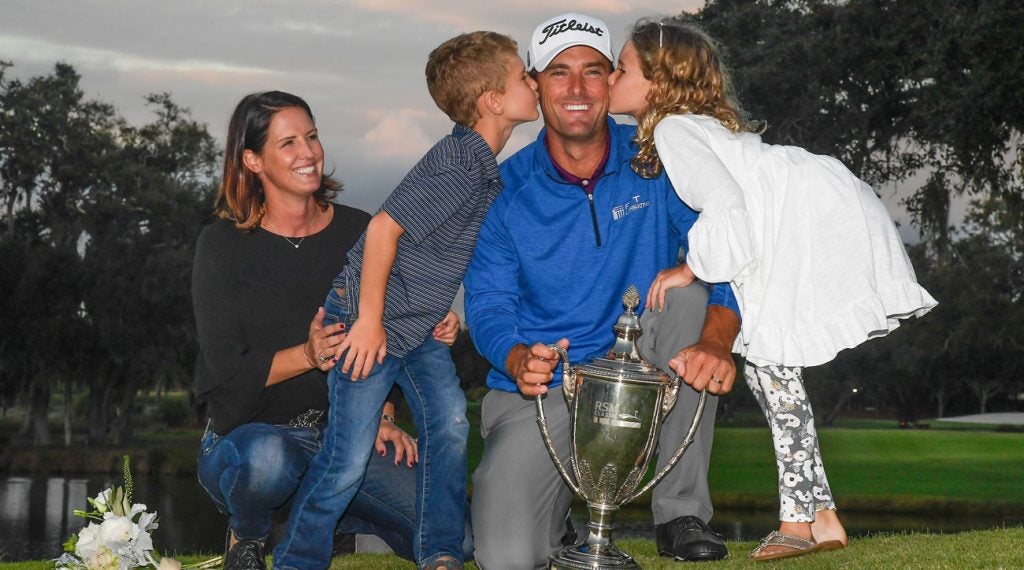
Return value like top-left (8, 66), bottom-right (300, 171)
top-left (536, 286), bottom-right (708, 569)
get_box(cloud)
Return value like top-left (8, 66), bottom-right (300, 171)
top-left (350, 0), bottom-right (704, 29)
top-left (0, 0), bottom-right (708, 211)
top-left (0, 33), bottom-right (276, 82)
top-left (277, 21), bottom-right (356, 38)
top-left (361, 109), bottom-right (436, 161)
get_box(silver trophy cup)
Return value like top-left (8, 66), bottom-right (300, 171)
top-left (536, 286), bottom-right (708, 569)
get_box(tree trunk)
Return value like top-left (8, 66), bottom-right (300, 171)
top-left (4, 194), bottom-right (15, 236)
top-left (64, 380), bottom-right (72, 447)
top-left (821, 387), bottom-right (853, 427)
top-left (935, 387), bottom-right (946, 419)
top-left (970, 382), bottom-right (1001, 415)
top-left (27, 377), bottom-right (51, 446)
top-left (111, 386), bottom-right (137, 446)
top-left (87, 379), bottom-right (111, 445)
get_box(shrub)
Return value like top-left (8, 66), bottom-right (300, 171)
top-left (155, 398), bottom-right (190, 428)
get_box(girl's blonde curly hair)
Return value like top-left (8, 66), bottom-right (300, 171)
top-left (629, 19), bottom-right (760, 179)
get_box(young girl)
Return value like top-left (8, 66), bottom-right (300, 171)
top-left (608, 19), bottom-right (937, 562)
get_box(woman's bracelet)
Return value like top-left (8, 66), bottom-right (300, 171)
top-left (302, 344), bottom-right (318, 369)
top-left (381, 414), bottom-right (396, 424)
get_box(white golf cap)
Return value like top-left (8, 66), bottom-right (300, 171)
top-left (527, 13), bottom-right (614, 72)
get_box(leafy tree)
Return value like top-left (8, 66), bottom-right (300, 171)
top-left (685, 0), bottom-right (1024, 247)
top-left (681, 0), bottom-right (1024, 418)
top-left (0, 62), bottom-right (216, 446)
top-left (76, 94), bottom-right (216, 444)
top-left (0, 62), bottom-right (119, 445)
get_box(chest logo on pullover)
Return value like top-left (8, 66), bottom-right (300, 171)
top-left (611, 195), bottom-right (650, 221)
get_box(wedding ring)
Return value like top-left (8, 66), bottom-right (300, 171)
top-left (713, 376), bottom-right (724, 385)
top-left (317, 353), bottom-right (331, 364)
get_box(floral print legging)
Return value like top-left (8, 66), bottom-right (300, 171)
top-left (744, 363), bottom-right (837, 522)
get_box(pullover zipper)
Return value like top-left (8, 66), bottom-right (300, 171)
top-left (586, 192), bottom-right (602, 247)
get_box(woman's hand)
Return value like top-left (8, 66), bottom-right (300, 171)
top-left (432, 311), bottom-right (460, 346)
top-left (646, 264), bottom-right (696, 312)
top-left (375, 417), bottom-right (418, 467)
top-left (304, 307), bottom-right (348, 371)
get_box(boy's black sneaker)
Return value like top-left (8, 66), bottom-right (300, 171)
top-left (223, 529), bottom-right (267, 570)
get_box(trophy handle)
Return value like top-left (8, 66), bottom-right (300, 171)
top-left (545, 343), bottom-right (574, 403)
top-left (534, 343), bottom-right (582, 497)
top-left (662, 375), bottom-right (680, 417)
top-left (535, 394), bottom-right (583, 497)
top-left (623, 387), bottom-right (708, 503)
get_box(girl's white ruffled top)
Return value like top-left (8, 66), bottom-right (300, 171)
top-left (655, 113), bottom-right (937, 368)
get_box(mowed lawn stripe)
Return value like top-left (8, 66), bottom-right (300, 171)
top-left (708, 428), bottom-right (1024, 507)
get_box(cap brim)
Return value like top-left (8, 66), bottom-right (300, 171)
top-left (531, 41), bottom-right (612, 72)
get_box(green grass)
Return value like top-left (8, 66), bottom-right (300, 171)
top-left (708, 428), bottom-right (1024, 513)
top-left (466, 401), bottom-right (1024, 514)
top-left (5, 528), bottom-right (1022, 569)
top-left (930, 419), bottom-right (1024, 432)
top-left (318, 528), bottom-right (1024, 568)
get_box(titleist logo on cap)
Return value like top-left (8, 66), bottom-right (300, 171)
top-left (538, 18), bottom-right (605, 45)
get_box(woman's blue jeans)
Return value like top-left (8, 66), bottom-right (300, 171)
top-left (272, 354), bottom-right (470, 567)
top-left (197, 422), bottom-right (421, 559)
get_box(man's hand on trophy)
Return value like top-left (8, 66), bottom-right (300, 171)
top-left (669, 342), bottom-right (735, 395)
top-left (668, 306), bottom-right (739, 395)
top-left (507, 339), bottom-right (570, 396)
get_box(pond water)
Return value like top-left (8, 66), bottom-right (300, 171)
top-left (1, 474), bottom-right (1020, 562)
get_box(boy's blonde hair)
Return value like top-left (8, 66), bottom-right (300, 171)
top-left (426, 31), bottom-right (520, 126)
top-left (629, 20), bottom-right (759, 178)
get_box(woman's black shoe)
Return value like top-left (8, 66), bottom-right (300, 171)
top-left (331, 531), bottom-right (356, 556)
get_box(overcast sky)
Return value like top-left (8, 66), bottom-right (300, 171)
top-left (3, 0), bottom-right (937, 245)
top-left (1, 0), bottom-right (710, 211)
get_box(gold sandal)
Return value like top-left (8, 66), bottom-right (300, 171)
top-left (750, 530), bottom-right (820, 562)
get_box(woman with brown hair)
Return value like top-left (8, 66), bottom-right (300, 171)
top-left (192, 91), bottom-right (464, 569)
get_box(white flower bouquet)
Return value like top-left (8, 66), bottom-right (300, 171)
top-left (55, 456), bottom-right (218, 570)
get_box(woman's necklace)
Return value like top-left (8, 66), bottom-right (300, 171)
top-left (280, 235), bottom-right (305, 249)
top-left (262, 206), bottom-right (319, 249)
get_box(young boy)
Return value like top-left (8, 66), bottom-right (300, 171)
top-left (272, 32), bottom-right (539, 570)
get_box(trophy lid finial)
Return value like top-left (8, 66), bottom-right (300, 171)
top-left (623, 285), bottom-right (639, 313)
top-left (608, 285), bottom-right (642, 361)
top-left (577, 285), bottom-right (672, 393)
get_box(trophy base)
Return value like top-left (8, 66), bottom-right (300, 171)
top-left (548, 543), bottom-right (640, 570)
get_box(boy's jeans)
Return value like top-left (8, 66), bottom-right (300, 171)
top-left (273, 284), bottom-right (470, 569)
top-left (196, 422), bottom-right (419, 558)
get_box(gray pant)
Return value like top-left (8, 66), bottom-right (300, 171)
top-left (471, 285), bottom-right (718, 569)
